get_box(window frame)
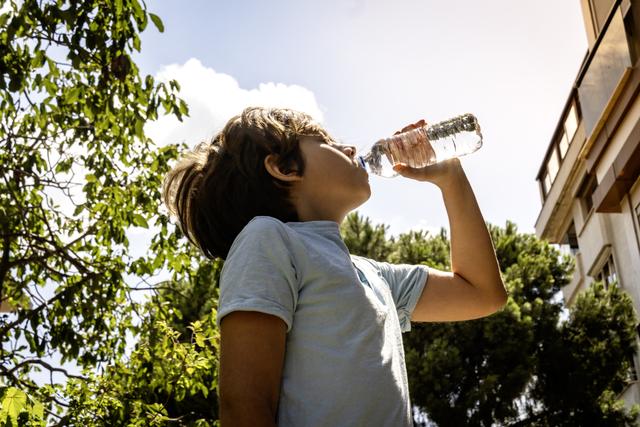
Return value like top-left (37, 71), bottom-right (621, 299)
top-left (595, 252), bottom-right (618, 289)
top-left (577, 173), bottom-right (598, 216)
top-left (589, 0), bottom-right (618, 35)
top-left (547, 147), bottom-right (560, 183)
top-left (565, 102), bottom-right (579, 145)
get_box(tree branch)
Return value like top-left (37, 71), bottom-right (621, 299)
top-left (0, 229), bottom-right (10, 301)
top-left (0, 271), bottom-right (99, 337)
top-left (6, 358), bottom-right (87, 380)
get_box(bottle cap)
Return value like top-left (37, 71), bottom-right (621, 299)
top-left (357, 156), bottom-right (366, 170)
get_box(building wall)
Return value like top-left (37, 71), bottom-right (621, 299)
top-left (615, 180), bottom-right (640, 307)
top-left (565, 121), bottom-right (640, 305)
top-left (594, 94), bottom-right (640, 183)
top-left (539, 0), bottom-right (640, 411)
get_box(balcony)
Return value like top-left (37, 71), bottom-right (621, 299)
top-left (535, 1), bottom-right (638, 237)
top-left (577, 3), bottom-right (633, 142)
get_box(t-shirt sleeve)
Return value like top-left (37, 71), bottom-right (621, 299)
top-left (216, 217), bottom-right (298, 333)
top-left (364, 258), bottom-right (429, 333)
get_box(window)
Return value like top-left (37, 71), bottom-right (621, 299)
top-left (559, 131), bottom-right (570, 159)
top-left (559, 222), bottom-right (580, 257)
top-left (547, 149), bottom-right (560, 183)
top-left (540, 101), bottom-right (581, 198)
top-left (565, 103), bottom-right (579, 143)
top-left (595, 253), bottom-right (618, 289)
top-left (559, 102), bottom-right (580, 160)
top-left (577, 173), bottom-right (598, 214)
top-left (635, 202), bottom-right (640, 238)
top-left (590, 0), bottom-right (616, 35)
top-left (543, 171), bottom-right (552, 196)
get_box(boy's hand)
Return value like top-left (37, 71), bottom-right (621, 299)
top-left (394, 156), bottom-right (465, 190)
top-left (391, 119), bottom-right (465, 190)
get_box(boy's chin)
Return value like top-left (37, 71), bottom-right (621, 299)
top-left (352, 188), bottom-right (371, 208)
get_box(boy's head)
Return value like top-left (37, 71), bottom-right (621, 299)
top-left (162, 106), bottom-right (370, 260)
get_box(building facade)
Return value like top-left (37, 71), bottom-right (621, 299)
top-left (534, 0), bottom-right (640, 406)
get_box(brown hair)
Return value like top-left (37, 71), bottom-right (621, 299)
top-left (162, 106), bottom-right (331, 260)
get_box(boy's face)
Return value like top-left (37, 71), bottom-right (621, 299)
top-left (290, 136), bottom-right (371, 222)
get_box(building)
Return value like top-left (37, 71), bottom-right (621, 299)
top-left (534, 0), bottom-right (640, 406)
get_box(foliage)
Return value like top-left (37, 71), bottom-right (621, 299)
top-left (388, 227), bottom-right (450, 270)
top-left (0, 0), bottom-right (191, 424)
top-left (63, 272), bottom-right (221, 426)
top-left (2, 1), bottom-right (636, 426)
top-left (58, 260), bottom-right (221, 426)
top-left (51, 212), bottom-right (640, 427)
top-left (527, 280), bottom-right (640, 426)
top-left (339, 211), bottom-right (394, 260)
top-left (341, 214), bottom-right (639, 426)
top-left (63, 264), bottom-right (222, 424)
top-left (0, 386), bottom-right (46, 427)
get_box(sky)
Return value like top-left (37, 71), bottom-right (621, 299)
top-left (25, 0), bottom-right (590, 390)
top-left (137, 0), bottom-right (588, 239)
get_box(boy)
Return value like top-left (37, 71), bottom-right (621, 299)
top-left (162, 107), bottom-right (507, 426)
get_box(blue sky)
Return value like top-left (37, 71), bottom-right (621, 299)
top-left (27, 0), bottom-right (590, 389)
top-left (136, 0), bottom-right (588, 237)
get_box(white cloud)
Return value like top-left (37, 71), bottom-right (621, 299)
top-left (124, 59), bottom-right (326, 269)
top-left (146, 58), bottom-right (325, 149)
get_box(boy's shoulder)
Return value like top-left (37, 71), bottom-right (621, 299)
top-left (225, 216), bottom-right (295, 263)
top-left (245, 215), bottom-right (284, 227)
top-left (233, 215), bottom-right (293, 247)
top-left (242, 215), bottom-right (289, 235)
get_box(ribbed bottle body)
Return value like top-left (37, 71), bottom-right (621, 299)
top-left (358, 114), bottom-right (483, 177)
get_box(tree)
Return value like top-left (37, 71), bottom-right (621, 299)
top-left (528, 280), bottom-right (639, 426)
top-left (403, 222), bottom-right (571, 426)
top-left (340, 211), bottom-right (394, 260)
top-left (0, 0), bottom-right (191, 424)
top-left (11, 204), bottom-right (634, 425)
top-left (340, 213), bottom-right (639, 426)
top-left (62, 259), bottom-right (221, 426)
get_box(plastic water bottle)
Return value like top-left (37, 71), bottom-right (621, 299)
top-left (357, 113), bottom-right (483, 177)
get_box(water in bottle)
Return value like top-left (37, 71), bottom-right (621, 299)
top-left (357, 113), bottom-right (483, 177)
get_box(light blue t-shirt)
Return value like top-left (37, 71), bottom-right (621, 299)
top-left (216, 216), bottom-right (429, 427)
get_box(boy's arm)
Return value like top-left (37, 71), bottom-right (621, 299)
top-left (219, 311), bottom-right (286, 426)
top-left (393, 156), bottom-right (508, 322)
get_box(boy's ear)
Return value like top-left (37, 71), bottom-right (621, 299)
top-left (264, 154), bottom-right (303, 182)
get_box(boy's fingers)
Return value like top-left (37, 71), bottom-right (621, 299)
top-left (393, 119), bottom-right (427, 135)
top-left (393, 163), bottom-right (433, 182)
top-left (393, 163), bottom-right (418, 179)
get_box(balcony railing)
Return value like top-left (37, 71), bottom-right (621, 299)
top-left (577, 4), bottom-right (633, 139)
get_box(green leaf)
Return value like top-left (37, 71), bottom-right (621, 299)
top-left (133, 214), bottom-right (149, 228)
top-left (0, 387), bottom-right (27, 422)
top-left (55, 158), bottom-right (74, 173)
top-left (149, 13), bottom-right (164, 32)
top-left (8, 76), bottom-right (22, 92)
top-left (31, 401), bottom-right (44, 419)
top-left (31, 50), bottom-right (46, 68)
top-left (132, 35), bottom-right (141, 52)
top-left (195, 334), bottom-right (205, 348)
top-left (67, 87), bottom-right (82, 103)
top-left (0, 12), bottom-right (11, 28)
top-left (134, 118), bottom-right (144, 139)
